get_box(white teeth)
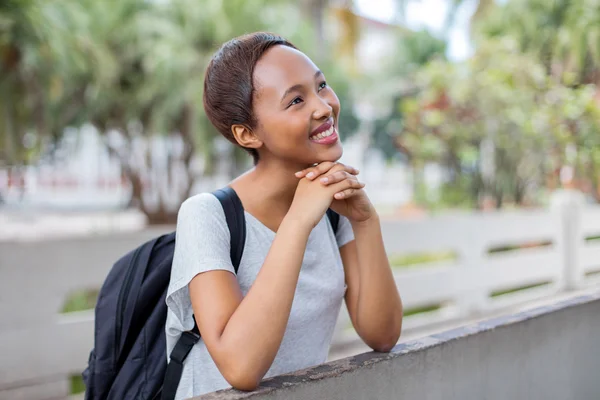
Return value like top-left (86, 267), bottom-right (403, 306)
top-left (310, 126), bottom-right (335, 140)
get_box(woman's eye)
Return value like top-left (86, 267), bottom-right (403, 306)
top-left (318, 81), bottom-right (327, 91)
top-left (290, 97), bottom-right (303, 106)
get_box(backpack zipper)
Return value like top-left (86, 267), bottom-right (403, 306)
top-left (115, 246), bottom-right (142, 364)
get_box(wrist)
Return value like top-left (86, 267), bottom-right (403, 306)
top-left (281, 210), bottom-right (315, 234)
top-left (350, 210), bottom-right (380, 229)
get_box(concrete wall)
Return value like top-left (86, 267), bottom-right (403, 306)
top-left (2, 192), bottom-right (600, 399)
top-left (196, 290), bottom-right (600, 400)
top-left (0, 227), bottom-right (171, 400)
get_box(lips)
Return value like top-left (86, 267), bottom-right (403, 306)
top-left (310, 119), bottom-right (335, 141)
top-left (310, 128), bottom-right (338, 145)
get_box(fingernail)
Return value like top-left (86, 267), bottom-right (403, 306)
top-left (307, 172), bottom-right (314, 179)
top-left (336, 192), bottom-right (344, 198)
top-left (320, 177), bottom-right (328, 183)
top-left (295, 171), bottom-right (302, 177)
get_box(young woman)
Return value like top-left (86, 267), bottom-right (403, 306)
top-left (165, 32), bottom-right (403, 398)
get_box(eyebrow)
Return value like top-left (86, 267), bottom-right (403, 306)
top-left (280, 70), bottom-right (324, 103)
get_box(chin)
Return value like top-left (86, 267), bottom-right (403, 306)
top-left (315, 144), bottom-right (343, 164)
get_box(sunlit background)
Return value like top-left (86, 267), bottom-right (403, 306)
top-left (3, 0), bottom-right (600, 398)
top-left (4, 0), bottom-right (599, 224)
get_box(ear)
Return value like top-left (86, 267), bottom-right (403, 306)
top-left (231, 124), bottom-right (263, 150)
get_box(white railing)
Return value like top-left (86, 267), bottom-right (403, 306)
top-left (333, 190), bottom-right (600, 341)
top-left (1, 190), bottom-right (599, 399)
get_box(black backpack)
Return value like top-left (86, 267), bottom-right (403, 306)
top-left (83, 187), bottom-right (340, 400)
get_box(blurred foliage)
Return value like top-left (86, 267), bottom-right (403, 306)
top-left (490, 281), bottom-right (551, 298)
top-left (70, 374), bottom-right (86, 395)
top-left (7, 0), bottom-right (600, 215)
top-left (0, 0), bottom-right (88, 165)
top-left (380, 0), bottom-right (600, 210)
top-left (444, 0), bottom-right (495, 35)
top-left (61, 288), bottom-right (99, 313)
top-left (0, 0), bottom-right (362, 222)
top-left (372, 29), bottom-right (448, 161)
top-left (403, 303), bottom-right (443, 317)
top-left (477, 0), bottom-right (600, 86)
top-left (390, 250), bottom-right (457, 269)
top-left (398, 38), bottom-right (600, 209)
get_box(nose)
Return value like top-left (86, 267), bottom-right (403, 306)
top-left (312, 96), bottom-right (333, 121)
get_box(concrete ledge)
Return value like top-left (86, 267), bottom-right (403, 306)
top-left (195, 289), bottom-right (600, 399)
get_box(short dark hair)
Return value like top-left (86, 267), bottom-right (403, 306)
top-left (203, 32), bottom-right (297, 164)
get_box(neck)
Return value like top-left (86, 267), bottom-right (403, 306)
top-left (234, 157), bottom-right (311, 216)
top-left (255, 159), bottom-right (305, 204)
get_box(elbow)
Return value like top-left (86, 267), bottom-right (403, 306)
top-left (227, 375), bottom-right (261, 392)
top-left (371, 336), bottom-right (399, 353)
top-left (222, 360), bottom-right (263, 392)
top-left (366, 315), bottom-right (403, 353)
top-left (370, 330), bottom-right (401, 353)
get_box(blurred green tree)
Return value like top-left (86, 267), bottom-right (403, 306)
top-left (397, 39), bottom-right (600, 209)
top-left (0, 0), bottom-right (91, 165)
top-left (477, 0), bottom-right (600, 86)
top-left (1, 0), bottom-right (364, 222)
top-left (371, 29), bottom-right (448, 161)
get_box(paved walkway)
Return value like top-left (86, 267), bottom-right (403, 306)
top-left (0, 208), bottom-right (148, 241)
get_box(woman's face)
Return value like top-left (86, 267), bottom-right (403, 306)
top-left (251, 45), bottom-right (343, 168)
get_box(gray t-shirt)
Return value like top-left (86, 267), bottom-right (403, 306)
top-left (165, 192), bottom-right (355, 399)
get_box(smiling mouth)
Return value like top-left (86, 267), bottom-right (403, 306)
top-left (309, 125), bottom-right (336, 141)
top-left (309, 126), bottom-right (339, 145)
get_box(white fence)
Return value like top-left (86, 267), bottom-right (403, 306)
top-left (335, 192), bottom-right (600, 341)
top-left (1, 190), bottom-right (600, 399)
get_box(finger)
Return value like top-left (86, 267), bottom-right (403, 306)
top-left (327, 163), bottom-right (359, 176)
top-left (295, 161), bottom-right (336, 179)
top-left (335, 188), bottom-right (359, 199)
top-left (330, 178), bottom-right (365, 194)
top-left (294, 163), bottom-right (319, 178)
top-left (320, 170), bottom-right (350, 185)
top-left (335, 180), bottom-right (366, 199)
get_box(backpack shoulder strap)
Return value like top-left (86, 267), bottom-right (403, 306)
top-left (326, 208), bottom-right (340, 234)
top-left (162, 188), bottom-right (246, 400)
top-left (213, 186), bottom-right (246, 273)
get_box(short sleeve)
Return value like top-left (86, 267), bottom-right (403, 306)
top-left (335, 215), bottom-right (355, 248)
top-left (166, 193), bottom-right (234, 330)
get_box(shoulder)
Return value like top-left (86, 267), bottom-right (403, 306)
top-left (179, 192), bottom-right (221, 213)
top-left (175, 192), bottom-right (230, 242)
top-left (177, 192), bottom-right (224, 222)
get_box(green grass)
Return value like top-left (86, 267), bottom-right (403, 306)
top-left (345, 303), bottom-right (443, 330)
top-left (70, 374), bottom-right (86, 395)
top-left (488, 241), bottom-right (552, 254)
top-left (389, 251), bottom-right (457, 269)
top-left (61, 288), bottom-right (100, 314)
top-left (585, 269), bottom-right (600, 278)
top-left (403, 303), bottom-right (443, 317)
top-left (490, 282), bottom-right (551, 298)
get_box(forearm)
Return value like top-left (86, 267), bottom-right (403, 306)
top-left (217, 214), bottom-right (312, 386)
top-left (352, 214), bottom-right (403, 351)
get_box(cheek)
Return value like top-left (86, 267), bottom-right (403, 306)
top-left (261, 112), bottom-right (310, 147)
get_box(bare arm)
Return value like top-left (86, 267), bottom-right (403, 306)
top-left (187, 177), bottom-right (360, 391)
top-left (189, 214), bottom-right (311, 391)
top-left (341, 214), bottom-right (403, 352)
top-left (294, 161), bottom-right (403, 351)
